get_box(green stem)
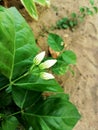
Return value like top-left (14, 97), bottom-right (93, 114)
top-left (13, 64), bottom-right (35, 83)
top-left (0, 84), bottom-right (9, 91)
top-left (0, 64), bottom-right (35, 91)
top-left (13, 71), bottom-right (29, 83)
top-left (30, 64), bottom-right (35, 72)
top-left (7, 110), bottom-right (23, 118)
top-left (0, 71), bottom-right (29, 91)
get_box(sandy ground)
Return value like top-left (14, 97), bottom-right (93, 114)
top-left (27, 1), bottom-right (98, 129)
top-left (1, 0), bottom-right (98, 130)
top-left (28, 1), bottom-right (98, 130)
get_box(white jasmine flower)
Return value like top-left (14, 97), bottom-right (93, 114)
top-left (40, 72), bottom-right (55, 80)
top-left (39, 59), bottom-right (57, 69)
top-left (33, 51), bottom-right (45, 65)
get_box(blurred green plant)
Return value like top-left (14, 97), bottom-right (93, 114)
top-left (0, 6), bottom-right (80, 130)
top-left (20, 0), bottom-right (50, 20)
top-left (56, 0), bottom-right (98, 30)
top-left (0, 0), bottom-right (50, 20)
top-left (89, 0), bottom-right (94, 5)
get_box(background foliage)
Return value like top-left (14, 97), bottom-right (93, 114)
top-left (20, 0), bottom-right (50, 20)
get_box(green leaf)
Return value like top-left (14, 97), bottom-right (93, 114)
top-left (80, 7), bottom-right (85, 13)
top-left (52, 60), bottom-right (69, 75)
top-left (34, 0), bottom-right (50, 6)
top-left (69, 21), bottom-right (74, 27)
top-left (0, 7), bottom-right (80, 130)
top-left (0, 7), bottom-right (15, 79)
top-left (20, 0), bottom-right (38, 20)
top-left (0, 7), bottom-right (39, 80)
top-left (9, 7), bottom-right (39, 79)
top-left (48, 33), bottom-right (64, 52)
top-left (93, 6), bottom-right (98, 13)
top-left (0, 90), bottom-right (12, 107)
top-left (71, 13), bottom-right (77, 18)
top-left (89, 0), bottom-right (94, 5)
top-left (86, 7), bottom-right (94, 15)
top-left (0, 74), bottom-right (9, 88)
top-left (2, 116), bottom-right (19, 130)
top-left (62, 24), bottom-right (69, 29)
top-left (56, 17), bottom-right (69, 29)
top-left (23, 93), bottom-right (81, 130)
top-left (20, 0), bottom-right (50, 20)
top-left (12, 86), bottom-right (41, 109)
top-left (61, 50), bottom-right (77, 64)
top-left (34, 0), bottom-right (46, 6)
top-left (14, 74), bottom-right (63, 92)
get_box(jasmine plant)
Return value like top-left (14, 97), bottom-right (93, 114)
top-left (0, 6), bottom-right (81, 130)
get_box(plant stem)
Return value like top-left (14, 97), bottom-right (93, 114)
top-left (13, 64), bottom-right (35, 83)
top-left (0, 65), bottom-right (35, 91)
top-left (7, 110), bottom-right (23, 118)
top-left (0, 71), bottom-right (29, 91)
top-left (13, 71), bottom-right (29, 83)
top-left (30, 64), bottom-right (35, 72)
top-left (0, 84), bottom-right (9, 91)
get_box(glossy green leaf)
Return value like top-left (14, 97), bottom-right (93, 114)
top-left (52, 50), bottom-right (76, 75)
top-left (34, 0), bottom-right (49, 6)
top-left (14, 74), bottom-right (63, 92)
top-left (0, 7), bottom-right (80, 130)
top-left (20, 0), bottom-right (50, 20)
top-left (61, 50), bottom-right (77, 64)
top-left (2, 116), bottom-right (19, 130)
top-left (89, 0), bottom-right (94, 5)
top-left (12, 86), bottom-right (41, 109)
top-left (0, 74), bottom-right (9, 88)
top-left (48, 33), bottom-right (64, 52)
top-left (9, 7), bottom-right (39, 79)
top-left (0, 7), bottom-right (15, 80)
top-left (23, 93), bottom-right (81, 130)
top-left (20, 0), bottom-right (38, 20)
top-left (0, 90), bottom-right (11, 107)
top-left (0, 7), bottom-right (39, 80)
top-left (52, 60), bottom-right (69, 75)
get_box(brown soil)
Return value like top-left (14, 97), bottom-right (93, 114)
top-left (1, 0), bottom-right (98, 130)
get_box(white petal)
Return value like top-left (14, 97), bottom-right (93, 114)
top-left (40, 72), bottom-right (55, 80)
top-left (39, 59), bottom-right (57, 69)
top-left (33, 51), bottom-right (45, 65)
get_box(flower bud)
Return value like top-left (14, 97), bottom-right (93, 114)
top-left (39, 59), bottom-right (57, 69)
top-left (40, 72), bottom-right (55, 80)
top-left (33, 51), bottom-right (45, 65)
